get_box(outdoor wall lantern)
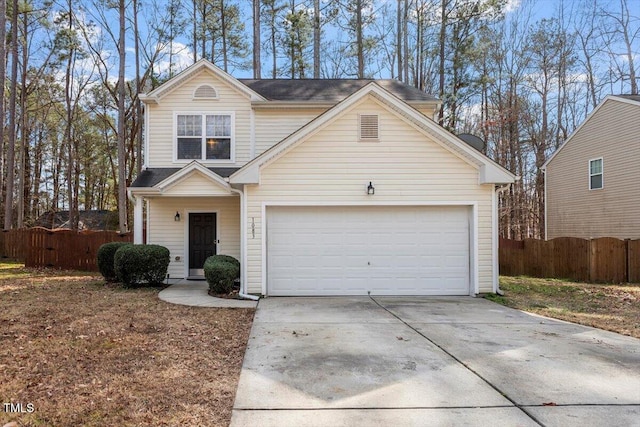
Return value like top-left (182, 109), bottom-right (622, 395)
top-left (174, 211), bottom-right (181, 222)
top-left (367, 181), bottom-right (375, 195)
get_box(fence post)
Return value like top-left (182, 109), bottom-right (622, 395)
top-left (589, 238), bottom-right (595, 282)
top-left (625, 239), bottom-right (630, 283)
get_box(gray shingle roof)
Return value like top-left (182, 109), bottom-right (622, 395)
top-left (131, 167), bottom-right (240, 188)
top-left (613, 94), bottom-right (640, 102)
top-left (239, 79), bottom-right (438, 103)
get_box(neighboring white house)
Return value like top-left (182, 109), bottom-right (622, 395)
top-left (129, 59), bottom-right (514, 297)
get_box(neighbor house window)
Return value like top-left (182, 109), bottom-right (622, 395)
top-left (589, 158), bottom-right (603, 190)
top-left (176, 113), bottom-right (233, 161)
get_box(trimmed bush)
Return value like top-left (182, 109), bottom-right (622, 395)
top-left (97, 242), bottom-right (132, 281)
top-left (114, 244), bottom-right (170, 287)
top-left (204, 255), bottom-right (240, 294)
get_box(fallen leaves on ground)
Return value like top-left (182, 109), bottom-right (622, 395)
top-left (0, 264), bottom-right (255, 427)
top-left (491, 276), bottom-right (640, 338)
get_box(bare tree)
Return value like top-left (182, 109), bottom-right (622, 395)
top-left (599, 0), bottom-right (639, 94)
top-left (253, 0), bottom-right (261, 78)
top-left (313, 0), bottom-right (319, 78)
top-left (4, 0), bottom-right (19, 229)
top-left (117, 0), bottom-right (127, 233)
top-left (0, 0), bottom-right (7, 225)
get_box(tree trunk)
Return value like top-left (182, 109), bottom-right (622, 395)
top-left (438, 0), bottom-right (447, 125)
top-left (64, 0), bottom-right (78, 230)
top-left (396, 0), bottom-right (401, 81)
top-left (402, 0), bottom-right (408, 82)
top-left (221, 0), bottom-right (228, 71)
top-left (355, 0), bottom-right (364, 78)
top-left (620, 0), bottom-right (637, 94)
top-left (192, 0), bottom-right (198, 63)
top-left (17, 7), bottom-right (28, 228)
top-left (0, 0), bottom-right (7, 225)
top-left (4, 0), bottom-right (19, 229)
top-left (270, 8), bottom-right (277, 77)
top-left (117, 0), bottom-right (128, 233)
top-left (253, 0), bottom-right (261, 78)
top-left (134, 0), bottom-right (143, 174)
top-left (313, 0), bottom-right (319, 78)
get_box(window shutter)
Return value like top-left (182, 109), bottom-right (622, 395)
top-left (359, 114), bottom-right (379, 140)
top-left (194, 85), bottom-right (218, 99)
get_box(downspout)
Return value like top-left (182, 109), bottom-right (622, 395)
top-left (494, 183), bottom-right (511, 296)
top-left (542, 166), bottom-right (547, 241)
top-left (230, 186), bottom-right (260, 301)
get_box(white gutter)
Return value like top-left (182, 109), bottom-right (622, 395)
top-left (230, 187), bottom-right (260, 301)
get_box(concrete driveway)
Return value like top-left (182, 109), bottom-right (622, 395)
top-left (230, 297), bottom-right (640, 427)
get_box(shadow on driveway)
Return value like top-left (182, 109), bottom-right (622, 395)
top-left (231, 297), bottom-right (640, 427)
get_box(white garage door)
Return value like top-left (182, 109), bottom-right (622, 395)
top-left (266, 205), bottom-right (470, 296)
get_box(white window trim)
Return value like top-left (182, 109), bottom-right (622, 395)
top-left (589, 157), bottom-right (603, 190)
top-left (358, 113), bottom-right (380, 142)
top-left (173, 111), bottom-right (236, 164)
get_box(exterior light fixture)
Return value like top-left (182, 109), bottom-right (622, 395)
top-left (367, 181), bottom-right (375, 195)
top-left (174, 211), bottom-right (181, 222)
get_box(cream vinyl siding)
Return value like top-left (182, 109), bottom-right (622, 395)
top-left (253, 108), bottom-right (327, 156)
top-left (253, 106), bottom-right (437, 157)
top-left (147, 196), bottom-right (240, 278)
top-left (244, 96), bottom-right (494, 294)
top-left (161, 171), bottom-right (232, 197)
top-left (546, 99), bottom-right (640, 239)
top-left (146, 70), bottom-right (252, 167)
top-left (416, 106), bottom-right (437, 119)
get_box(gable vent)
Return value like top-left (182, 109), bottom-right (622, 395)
top-left (193, 84), bottom-right (218, 99)
top-left (359, 114), bottom-right (379, 140)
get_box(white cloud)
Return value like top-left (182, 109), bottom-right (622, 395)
top-left (505, 0), bottom-right (522, 13)
top-left (153, 41), bottom-right (194, 76)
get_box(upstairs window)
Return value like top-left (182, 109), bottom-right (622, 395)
top-left (589, 158), bottom-right (603, 190)
top-left (176, 113), bottom-right (233, 161)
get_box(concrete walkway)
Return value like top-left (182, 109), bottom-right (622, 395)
top-left (231, 297), bottom-right (640, 427)
top-left (158, 279), bottom-right (257, 308)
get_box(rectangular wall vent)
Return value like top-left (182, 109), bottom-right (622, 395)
top-left (359, 114), bottom-right (379, 140)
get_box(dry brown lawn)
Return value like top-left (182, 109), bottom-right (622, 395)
top-left (488, 276), bottom-right (640, 339)
top-left (0, 262), bottom-right (255, 427)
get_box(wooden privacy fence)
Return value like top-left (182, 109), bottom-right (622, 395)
top-left (500, 237), bottom-right (640, 283)
top-left (0, 229), bottom-right (30, 260)
top-left (0, 228), bottom-right (132, 271)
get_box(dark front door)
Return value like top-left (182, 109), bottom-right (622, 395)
top-left (189, 212), bottom-right (217, 277)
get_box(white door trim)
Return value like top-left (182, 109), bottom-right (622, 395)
top-left (184, 210), bottom-right (219, 279)
top-left (261, 201), bottom-right (478, 296)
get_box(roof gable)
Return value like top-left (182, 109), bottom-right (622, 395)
top-left (139, 59), bottom-right (265, 104)
top-left (128, 161), bottom-right (233, 196)
top-left (156, 161), bottom-right (232, 195)
top-left (230, 83), bottom-right (514, 185)
top-left (543, 95), bottom-right (640, 169)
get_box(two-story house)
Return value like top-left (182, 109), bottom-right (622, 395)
top-left (128, 59), bottom-right (514, 297)
top-left (543, 95), bottom-right (640, 240)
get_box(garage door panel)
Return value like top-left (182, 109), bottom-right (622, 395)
top-left (267, 206), bottom-right (470, 296)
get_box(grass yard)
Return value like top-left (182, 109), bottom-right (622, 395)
top-left (0, 261), bottom-right (255, 427)
top-left (488, 276), bottom-right (640, 339)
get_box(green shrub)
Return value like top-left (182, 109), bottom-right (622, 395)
top-left (97, 242), bottom-right (132, 281)
top-left (114, 244), bottom-right (170, 287)
top-left (204, 255), bottom-right (240, 294)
